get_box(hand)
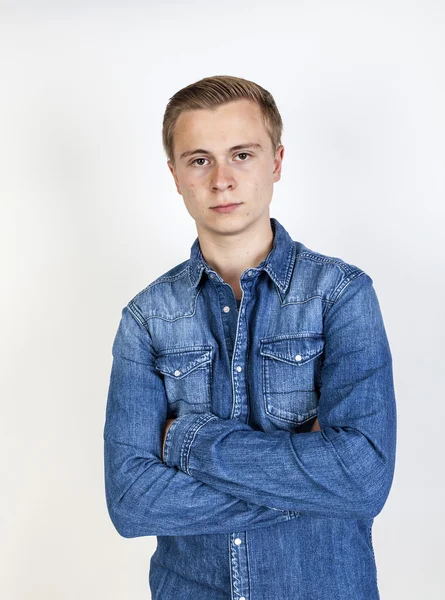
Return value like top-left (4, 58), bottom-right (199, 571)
top-left (310, 417), bottom-right (321, 432)
top-left (161, 418), bottom-right (176, 462)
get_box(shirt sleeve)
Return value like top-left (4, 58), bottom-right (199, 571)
top-left (103, 303), bottom-right (298, 538)
top-left (163, 272), bottom-right (397, 520)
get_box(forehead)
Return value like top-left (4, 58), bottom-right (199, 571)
top-left (173, 99), bottom-right (269, 152)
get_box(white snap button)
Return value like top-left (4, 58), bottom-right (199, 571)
top-left (240, 597), bottom-right (246, 600)
top-left (209, 273), bottom-right (214, 278)
top-left (174, 370), bottom-right (181, 376)
top-left (236, 366), bottom-right (242, 372)
top-left (295, 355), bottom-right (302, 362)
top-left (247, 270), bottom-right (253, 276)
top-left (223, 306), bottom-right (230, 313)
top-left (234, 538), bottom-right (242, 545)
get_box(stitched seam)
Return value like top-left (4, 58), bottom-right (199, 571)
top-left (187, 265), bottom-right (205, 290)
top-left (144, 284), bottom-right (205, 323)
top-left (284, 242), bottom-right (297, 288)
top-left (126, 301), bottom-right (156, 348)
top-left (265, 241), bottom-right (296, 291)
top-left (230, 534), bottom-right (242, 598)
top-left (281, 294), bottom-right (332, 305)
top-left (295, 251), bottom-right (359, 275)
top-left (324, 270), bottom-right (367, 320)
top-left (127, 299), bottom-right (149, 330)
top-left (181, 414), bottom-right (219, 474)
top-left (332, 270), bottom-right (366, 303)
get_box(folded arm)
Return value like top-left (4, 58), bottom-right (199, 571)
top-left (103, 304), bottom-right (297, 538)
top-left (162, 417), bottom-right (321, 460)
top-left (163, 273), bottom-right (397, 520)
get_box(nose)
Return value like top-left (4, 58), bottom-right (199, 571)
top-left (210, 163), bottom-right (235, 192)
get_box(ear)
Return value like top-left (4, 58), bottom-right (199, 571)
top-left (167, 160), bottom-right (182, 196)
top-left (272, 145), bottom-right (285, 183)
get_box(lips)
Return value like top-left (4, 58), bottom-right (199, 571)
top-left (211, 203), bottom-right (242, 213)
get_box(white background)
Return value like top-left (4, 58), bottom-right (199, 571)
top-left (1, 1), bottom-right (444, 598)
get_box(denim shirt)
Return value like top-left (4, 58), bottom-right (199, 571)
top-left (103, 217), bottom-right (397, 599)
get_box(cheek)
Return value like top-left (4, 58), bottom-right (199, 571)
top-left (180, 180), bottom-right (197, 200)
top-left (251, 180), bottom-right (268, 196)
top-left (246, 166), bottom-right (269, 188)
top-left (184, 175), bottom-right (206, 194)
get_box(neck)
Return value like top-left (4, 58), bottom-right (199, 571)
top-left (196, 217), bottom-right (274, 288)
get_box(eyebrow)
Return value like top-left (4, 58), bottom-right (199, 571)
top-left (179, 143), bottom-right (263, 161)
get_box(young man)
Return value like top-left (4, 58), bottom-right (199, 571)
top-left (104, 75), bottom-right (397, 599)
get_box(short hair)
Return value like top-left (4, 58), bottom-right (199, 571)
top-left (162, 75), bottom-right (283, 167)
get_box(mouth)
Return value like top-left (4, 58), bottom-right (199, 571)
top-left (210, 203), bottom-right (242, 213)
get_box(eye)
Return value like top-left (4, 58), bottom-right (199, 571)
top-left (191, 157), bottom-right (210, 166)
top-left (190, 153), bottom-right (252, 167)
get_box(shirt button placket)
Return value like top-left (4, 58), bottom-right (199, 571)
top-left (230, 275), bottom-right (251, 423)
top-left (226, 273), bottom-right (252, 599)
top-left (230, 532), bottom-right (250, 600)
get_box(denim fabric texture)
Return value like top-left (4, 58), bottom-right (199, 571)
top-left (103, 217), bottom-right (397, 599)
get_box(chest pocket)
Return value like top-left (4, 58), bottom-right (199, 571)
top-left (154, 346), bottom-right (212, 416)
top-left (260, 335), bottom-right (324, 426)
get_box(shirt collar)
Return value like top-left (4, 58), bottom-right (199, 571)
top-left (187, 217), bottom-right (297, 295)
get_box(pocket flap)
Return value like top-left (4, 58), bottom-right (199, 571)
top-left (260, 336), bottom-right (324, 366)
top-left (155, 347), bottom-right (212, 378)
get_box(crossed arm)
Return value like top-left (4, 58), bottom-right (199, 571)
top-left (156, 272), bottom-right (396, 520)
top-left (104, 272), bottom-right (396, 537)
top-left (161, 417), bottom-right (321, 462)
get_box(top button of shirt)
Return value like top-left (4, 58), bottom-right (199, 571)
top-left (223, 306), bottom-right (230, 313)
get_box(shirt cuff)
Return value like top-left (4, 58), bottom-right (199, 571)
top-left (163, 412), bottom-right (218, 473)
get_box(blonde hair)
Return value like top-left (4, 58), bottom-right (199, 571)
top-left (162, 75), bottom-right (283, 167)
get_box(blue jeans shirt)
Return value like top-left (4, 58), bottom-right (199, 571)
top-left (103, 217), bottom-right (397, 599)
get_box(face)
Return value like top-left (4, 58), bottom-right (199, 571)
top-left (167, 98), bottom-right (284, 237)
